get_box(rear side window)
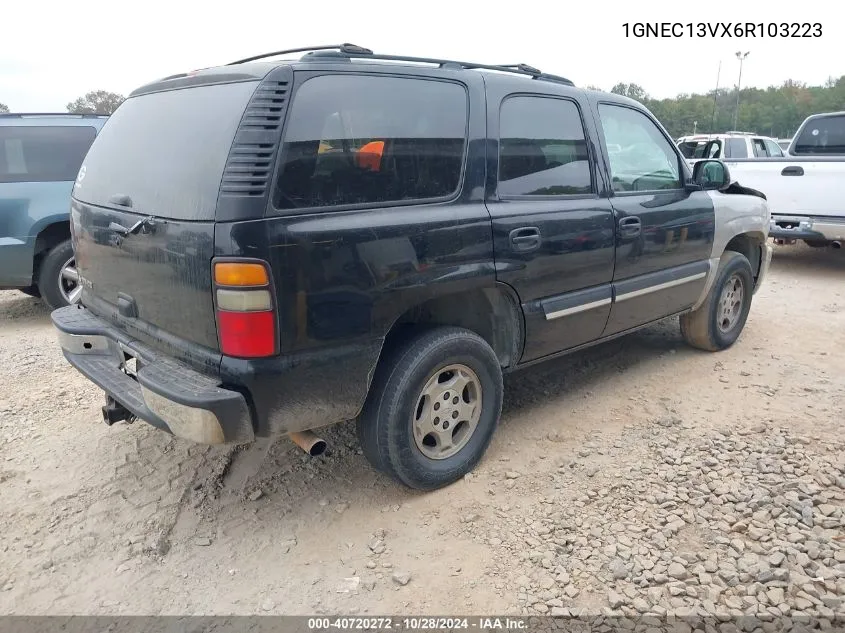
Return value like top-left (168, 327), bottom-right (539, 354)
top-left (764, 139), bottom-right (784, 157)
top-left (792, 115), bottom-right (845, 155)
top-left (73, 81), bottom-right (258, 220)
top-left (498, 96), bottom-right (592, 197)
top-left (274, 75), bottom-right (468, 210)
top-left (725, 138), bottom-right (748, 158)
top-left (752, 138), bottom-right (768, 157)
top-left (0, 126), bottom-right (96, 183)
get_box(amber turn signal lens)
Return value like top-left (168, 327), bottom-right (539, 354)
top-left (214, 262), bottom-right (269, 287)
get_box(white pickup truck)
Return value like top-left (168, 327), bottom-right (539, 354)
top-left (720, 112), bottom-right (845, 248)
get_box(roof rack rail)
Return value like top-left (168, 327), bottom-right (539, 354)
top-left (227, 43), bottom-right (373, 65)
top-left (0, 112), bottom-right (109, 118)
top-left (226, 44), bottom-right (575, 86)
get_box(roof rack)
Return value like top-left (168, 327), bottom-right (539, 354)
top-left (0, 112), bottom-right (109, 118)
top-left (227, 43), bottom-right (373, 65)
top-left (725, 130), bottom-right (757, 135)
top-left (226, 43), bottom-right (575, 86)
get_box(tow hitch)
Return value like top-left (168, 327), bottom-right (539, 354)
top-left (102, 396), bottom-right (135, 426)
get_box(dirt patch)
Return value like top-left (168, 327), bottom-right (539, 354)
top-left (0, 243), bottom-right (842, 616)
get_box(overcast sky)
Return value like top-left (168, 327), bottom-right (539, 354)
top-left (3, 0), bottom-right (842, 111)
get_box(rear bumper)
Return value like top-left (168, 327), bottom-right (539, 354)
top-left (52, 305), bottom-right (254, 445)
top-left (769, 215), bottom-right (845, 241)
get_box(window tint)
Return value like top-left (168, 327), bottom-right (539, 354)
top-left (75, 81), bottom-right (258, 220)
top-left (598, 104), bottom-right (681, 192)
top-left (752, 138), bottom-right (770, 157)
top-left (0, 126), bottom-right (97, 183)
top-left (274, 75), bottom-right (467, 210)
top-left (792, 115), bottom-right (845, 155)
top-left (764, 139), bottom-right (784, 157)
top-left (497, 97), bottom-right (592, 196)
top-left (725, 138), bottom-right (748, 158)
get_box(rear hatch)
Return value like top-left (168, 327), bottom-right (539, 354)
top-left (70, 79), bottom-right (261, 355)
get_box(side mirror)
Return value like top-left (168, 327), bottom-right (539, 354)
top-left (692, 159), bottom-right (732, 191)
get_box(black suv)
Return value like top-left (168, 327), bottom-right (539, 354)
top-left (53, 44), bottom-right (771, 490)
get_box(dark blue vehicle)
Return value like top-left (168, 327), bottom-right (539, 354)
top-left (0, 113), bottom-right (108, 308)
top-left (51, 45), bottom-right (771, 490)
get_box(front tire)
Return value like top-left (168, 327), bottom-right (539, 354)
top-left (37, 239), bottom-right (81, 311)
top-left (357, 327), bottom-right (503, 490)
top-left (680, 250), bottom-right (754, 352)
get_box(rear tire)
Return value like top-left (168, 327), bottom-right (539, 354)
top-left (680, 250), bottom-right (754, 352)
top-left (37, 239), bottom-right (80, 311)
top-left (356, 326), bottom-right (503, 490)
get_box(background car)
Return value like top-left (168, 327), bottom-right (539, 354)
top-left (676, 131), bottom-right (785, 163)
top-left (0, 112), bottom-right (108, 308)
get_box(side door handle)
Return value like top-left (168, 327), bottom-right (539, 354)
top-left (509, 226), bottom-right (541, 252)
top-left (781, 165), bottom-right (804, 176)
top-left (618, 216), bottom-right (641, 240)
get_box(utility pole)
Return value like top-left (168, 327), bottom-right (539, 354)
top-left (693, 120), bottom-right (698, 134)
top-left (711, 60), bottom-right (721, 132)
top-left (734, 51), bottom-right (749, 129)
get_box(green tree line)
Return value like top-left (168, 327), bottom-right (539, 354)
top-left (0, 90), bottom-right (124, 116)
top-left (599, 78), bottom-right (845, 140)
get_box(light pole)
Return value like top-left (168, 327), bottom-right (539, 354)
top-left (734, 51), bottom-right (749, 129)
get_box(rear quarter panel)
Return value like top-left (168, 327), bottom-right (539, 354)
top-left (212, 69), bottom-right (497, 436)
top-left (0, 180), bottom-right (74, 286)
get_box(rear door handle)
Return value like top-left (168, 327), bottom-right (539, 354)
top-left (509, 226), bottom-right (541, 252)
top-left (781, 166), bottom-right (804, 176)
top-left (618, 216), bottom-right (641, 239)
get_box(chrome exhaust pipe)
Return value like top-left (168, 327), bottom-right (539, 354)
top-left (289, 430), bottom-right (327, 456)
top-left (832, 241), bottom-right (842, 249)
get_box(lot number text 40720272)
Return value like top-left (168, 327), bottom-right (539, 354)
top-left (622, 22), bottom-right (822, 38)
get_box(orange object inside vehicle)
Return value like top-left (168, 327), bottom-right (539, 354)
top-left (355, 140), bottom-right (385, 171)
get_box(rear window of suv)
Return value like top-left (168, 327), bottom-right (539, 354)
top-left (72, 80), bottom-right (258, 220)
top-left (0, 125), bottom-right (97, 183)
top-left (274, 74), bottom-right (468, 211)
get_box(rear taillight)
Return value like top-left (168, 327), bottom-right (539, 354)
top-left (213, 260), bottom-right (277, 358)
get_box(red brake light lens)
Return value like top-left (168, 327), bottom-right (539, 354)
top-left (217, 311), bottom-right (276, 358)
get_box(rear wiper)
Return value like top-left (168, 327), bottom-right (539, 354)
top-left (108, 215), bottom-right (158, 236)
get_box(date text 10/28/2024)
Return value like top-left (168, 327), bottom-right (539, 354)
top-left (623, 22), bottom-right (822, 38)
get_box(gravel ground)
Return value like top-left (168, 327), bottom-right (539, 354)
top-left (0, 243), bottom-right (843, 624)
